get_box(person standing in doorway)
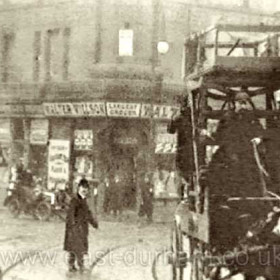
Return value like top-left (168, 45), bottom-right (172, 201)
top-left (111, 174), bottom-right (123, 217)
top-left (64, 178), bottom-right (98, 273)
top-left (139, 172), bottom-right (154, 222)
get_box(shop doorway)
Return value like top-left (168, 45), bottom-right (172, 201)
top-left (113, 146), bottom-right (136, 209)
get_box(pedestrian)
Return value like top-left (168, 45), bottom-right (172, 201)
top-left (63, 178), bottom-right (98, 273)
top-left (102, 176), bottom-right (111, 213)
top-left (139, 173), bottom-right (154, 222)
top-left (111, 174), bottom-right (123, 217)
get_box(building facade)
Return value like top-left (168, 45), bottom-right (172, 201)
top-left (0, 0), bottom-right (278, 209)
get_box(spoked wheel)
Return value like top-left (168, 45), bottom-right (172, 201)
top-left (35, 201), bottom-right (52, 221)
top-left (170, 217), bottom-right (189, 280)
top-left (8, 198), bottom-right (21, 218)
top-left (191, 241), bottom-right (208, 280)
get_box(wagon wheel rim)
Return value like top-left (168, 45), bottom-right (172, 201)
top-left (191, 241), bottom-right (209, 280)
top-left (171, 220), bottom-right (185, 280)
top-left (35, 201), bottom-right (51, 221)
top-left (8, 199), bottom-right (21, 218)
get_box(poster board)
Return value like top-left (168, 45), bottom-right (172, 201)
top-left (47, 139), bottom-right (70, 190)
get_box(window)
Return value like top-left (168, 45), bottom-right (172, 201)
top-left (119, 29), bottom-right (134, 56)
top-left (33, 31), bottom-right (41, 81)
top-left (63, 28), bottom-right (71, 80)
top-left (1, 32), bottom-right (14, 83)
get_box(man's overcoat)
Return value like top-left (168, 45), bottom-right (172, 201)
top-left (64, 194), bottom-right (98, 256)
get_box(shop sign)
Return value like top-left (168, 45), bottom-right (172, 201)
top-left (74, 130), bottom-right (93, 150)
top-left (0, 119), bottom-right (11, 143)
top-left (0, 104), bottom-right (43, 117)
top-left (47, 140), bottom-right (70, 190)
top-left (155, 123), bottom-right (177, 154)
top-left (43, 102), bottom-right (106, 117)
top-left (30, 119), bottom-right (49, 145)
top-left (114, 137), bottom-right (138, 145)
top-left (140, 104), bottom-right (180, 120)
top-left (106, 102), bottom-right (141, 118)
top-left (43, 102), bottom-right (180, 120)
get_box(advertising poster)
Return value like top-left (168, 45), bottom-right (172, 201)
top-left (47, 139), bottom-right (70, 190)
top-left (30, 119), bottom-right (49, 145)
top-left (155, 123), bottom-right (177, 154)
top-left (74, 129), bottom-right (93, 150)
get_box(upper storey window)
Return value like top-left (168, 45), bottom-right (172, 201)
top-left (119, 28), bottom-right (133, 56)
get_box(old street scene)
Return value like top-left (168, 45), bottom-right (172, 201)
top-left (2, 0), bottom-right (280, 280)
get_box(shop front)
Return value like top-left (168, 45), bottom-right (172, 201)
top-left (5, 100), bottom-right (180, 212)
top-left (43, 102), bottom-right (179, 208)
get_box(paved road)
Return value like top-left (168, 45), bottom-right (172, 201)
top-left (0, 210), bottom-right (172, 280)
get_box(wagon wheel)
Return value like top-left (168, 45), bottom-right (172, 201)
top-left (170, 217), bottom-right (191, 280)
top-left (35, 201), bottom-right (52, 221)
top-left (191, 241), bottom-right (208, 280)
top-left (8, 198), bottom-right (21, 218)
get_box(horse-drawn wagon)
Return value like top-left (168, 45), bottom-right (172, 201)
top-left (169, 23), bottom-right (280, 280)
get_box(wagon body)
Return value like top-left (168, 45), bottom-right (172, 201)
top-left (169, 23), bottom-right (280, 280)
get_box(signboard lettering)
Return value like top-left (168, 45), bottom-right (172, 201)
top-left (106, 102), bottom-right (141, 118)
top-left (44, 102), bottom-right (106, 117)
top-left (43, 102), bottom-right (180, 120)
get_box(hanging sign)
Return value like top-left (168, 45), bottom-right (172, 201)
top-left (47, 139), bottom-right (70, 190)
top-left (74, 130), bottom-right (93, 150)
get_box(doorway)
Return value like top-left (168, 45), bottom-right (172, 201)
top-left (113, 146), bottom-right (136, 209)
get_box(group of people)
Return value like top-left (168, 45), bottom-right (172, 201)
top-left (102, 174), bottom-right (124, 216)
top-left (102, 173), bottom-right (154, 222)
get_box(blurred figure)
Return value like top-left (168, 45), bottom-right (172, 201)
top-left (139, 173), bottom-right (154, 222)
top-left (111, 174), bottom-right (124, 217)
top-left (168, 97), bottom-right (193, 186)
top-left (103, 176), bottom-right (111, 213)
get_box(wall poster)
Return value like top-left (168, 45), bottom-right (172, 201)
top-left (47, 139), bottom-right (70, 190)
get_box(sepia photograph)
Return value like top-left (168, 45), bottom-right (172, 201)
top-left (0, 0), bottom-right (280, 279)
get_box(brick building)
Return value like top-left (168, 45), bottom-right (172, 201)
top-left (0, 0), bottom-right (278, 208)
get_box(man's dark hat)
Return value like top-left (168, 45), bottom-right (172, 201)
top-left (78, 178), bottom-right (90, 188)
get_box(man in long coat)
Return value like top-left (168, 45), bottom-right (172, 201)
top-left (64, 179), bottom-right (98, 273)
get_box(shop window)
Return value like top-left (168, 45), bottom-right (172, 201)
top-left (30, 145), bottom-right (47, 178)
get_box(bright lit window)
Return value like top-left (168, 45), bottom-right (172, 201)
top-left (119, 29), bottom-right (133, 56)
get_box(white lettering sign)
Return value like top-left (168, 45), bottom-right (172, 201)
top-left (141, 104), bottom-right (180, 120)
top-left (43, 102), bottom-right (179, 120)
top-left (155, 123), bottom-right (177, 154)
top-left (44, 102), bottom-right (106, 117)
top-left (106, 102), bottom-right (141, 118)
